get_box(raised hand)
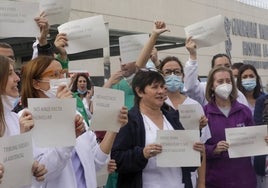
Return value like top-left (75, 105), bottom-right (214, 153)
top-left (34, 11), bottom-right (50, 46)
top-left (153, 21), bottom-right (170, 36)
top-left (54, 33), bottom-right (68, 61)
top-left (185, 36), bottom-right (197, 60)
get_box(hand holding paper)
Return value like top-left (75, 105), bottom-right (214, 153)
top-left (32, 161), bottom-right (47, 182)
top-left (265, 135), bottom-right (268, 143)
top-left (214, 140), bottom-right (229, 155)
top-left (118, 106), bottom-right (128, 127)
top-left (74, 114), bottom-right (86, 138)
top-left (34, 11), bottom-right (50, 46)
top-left (193, 142), bottom-right (205, 154)
top-left (199, 115), bottom-right (208, 129)
top-left (185, 36), bottom-right (197, 60)
top-left (54, 33), bottom-right (68, 60)
top-left (143, 143), bottom-right (162, 159)
top-left (19, 110), bottom-right (34, 133)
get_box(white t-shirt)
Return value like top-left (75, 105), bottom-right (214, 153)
top-left (141, 114), bottom-right (184, 188)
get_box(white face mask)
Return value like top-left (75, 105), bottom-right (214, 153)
top-left (40, 78), bottom-right (70, 98)
top-left (146, 59), bottom-right (156, 69)
top-left (215, 83), bottom-right (232, 100)
top-left (124, 73), bottom-right (135, 86)
top-left (40, 88), bottom-right (57, 98)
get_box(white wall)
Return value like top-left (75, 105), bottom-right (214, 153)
top-left (68, 0), bottom-right (268, 86)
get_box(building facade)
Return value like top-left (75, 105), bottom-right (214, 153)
top-left (8, 0), bottom-right (268, 90)
top-left (69, 0), bottom-right (268, 89)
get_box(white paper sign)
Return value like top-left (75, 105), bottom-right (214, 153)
top-left (178, 103), bottom-right (204, 130)
top-left (0, 132), bottom-right (33, 188)
top-left (58, 15), bottom-right (109, 54)
top-left (156, 130), bottom-right (200, 167)
top-left (39, 0), bottom-right (71, 25)
top-left (68, 58), bottom-right (105, 76)
top-left (119, 34), bottom-right (149, 64)
top-left (28, 98), bottom-right (76, 147)
top-left (0, 1), bottom-right (39, 38)
top-left (184, 15), bottom-right (227, 48)
top-left (90, 87), bottom-right (124, 132)
top-left (225, 125), bottom-right (268, 158)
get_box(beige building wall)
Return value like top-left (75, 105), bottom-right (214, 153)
top-left (70, 0), bottom-right (268, 87)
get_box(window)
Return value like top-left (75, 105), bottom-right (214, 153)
top-left (237, 0), bottom-right (268, 9)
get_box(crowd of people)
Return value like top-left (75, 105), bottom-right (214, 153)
top-left (0, 11), bottom-right (268, 188)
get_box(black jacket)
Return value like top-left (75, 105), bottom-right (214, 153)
top-left (254, 94), bottom-right (268, 176)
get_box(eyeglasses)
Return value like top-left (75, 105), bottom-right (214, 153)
top-left (41, 69), bottom-right (67, 79)
top-left (162, 69), bottom-right (182, 76)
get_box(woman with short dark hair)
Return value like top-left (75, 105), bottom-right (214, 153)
top-left (112, 69), bottom-right (204, 188)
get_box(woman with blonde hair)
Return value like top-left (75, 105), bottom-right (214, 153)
top-left (20, 55), bottom-right (128, 188)
top-left (204, 66), bottom-right (259, 188)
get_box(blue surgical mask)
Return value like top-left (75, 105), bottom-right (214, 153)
top-left (242, 78), bottom-right (256, 91)
top-left (6, 95), bottom-right (20, 108)
top-left (77, 89), bottom-right (87, 95)
top-left (165, 74), bottom-right (184, 93)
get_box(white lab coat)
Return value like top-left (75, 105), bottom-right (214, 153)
top-left (41, 130), bottom-right (108, 188)
top-left (1, 95), bottom-right (45, 188)
top-left (18, 108), bottom-right (108, 188)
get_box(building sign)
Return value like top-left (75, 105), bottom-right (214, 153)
top-left (225, 17), bottom-right (268, 69)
